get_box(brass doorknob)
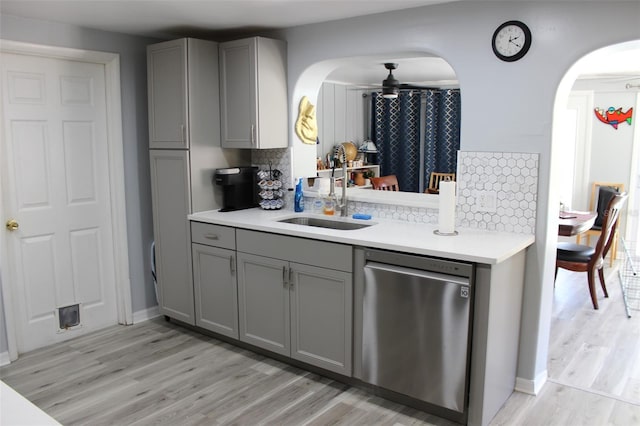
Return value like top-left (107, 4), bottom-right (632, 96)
top-left (6, 219), bottom-right (19, 231)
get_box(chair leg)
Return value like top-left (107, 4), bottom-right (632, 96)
top-left (597, 266), bottom-right (609, 298)
top-left (587, 267), bottom-right (599, 310)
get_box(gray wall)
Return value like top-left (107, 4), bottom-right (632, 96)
top-left (316, 82), bottom-right (368, 160)
top-left (0, 14), bottom-right (164, 356)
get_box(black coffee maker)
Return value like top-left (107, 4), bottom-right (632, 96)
top-left (214, 167), bottom-right (258, 212)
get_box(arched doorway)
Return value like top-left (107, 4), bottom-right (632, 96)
top-left (548, 39), bottom-right (640, 400)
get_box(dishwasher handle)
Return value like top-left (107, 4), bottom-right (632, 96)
top-left (365, 261), bottom-right (470, 287)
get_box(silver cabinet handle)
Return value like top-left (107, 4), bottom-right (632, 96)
top-left (289, 268), bottom-right (294, 290)
top-left (250, 124), bottom-right (256, 147)
top-left (180, 124), bottom-right (186, 144)
top-left (204, 233), bottom-right (219, 240)
top-left (282, 266), bottom-right (288, 287)
top-left (230, 255), bottom-right (235, 274)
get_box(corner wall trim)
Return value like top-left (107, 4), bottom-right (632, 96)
top-left (515, 370), bottom-right (547, 395)
top-left (133, 305), bottom-right (161, 324)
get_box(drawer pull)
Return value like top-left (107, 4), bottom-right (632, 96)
top-left (282, 266), bottom-right (288, 287)
top-left (204, 233), bottom-right (219, 240)
top-left (230, 255), bottom-right (235, 274)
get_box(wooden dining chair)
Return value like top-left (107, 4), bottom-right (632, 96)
top-left (427, 172), bottom-right (455, 194)
top-left (556, 192), bottom-right (628, 309)
top-left (576, 182), bottom-right (624, 266)
top-left (370, 175), bottom-right (399, 191)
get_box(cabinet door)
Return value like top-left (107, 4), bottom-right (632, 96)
top-left (237, 252), bottom-right (290, 355)
top-left (150, 150), bottom-right (194, 324)
top-left (219, 39), bottom-right (255, 149)
top-left (147, 39), bottom-right (188, 149)
top-left (192, 243), bottom-right (238, 338)
top-left (290, 263), bottom-right (353, 375)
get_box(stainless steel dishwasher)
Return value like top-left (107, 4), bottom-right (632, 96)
top-left (354, 248), bottom-right (474, 421)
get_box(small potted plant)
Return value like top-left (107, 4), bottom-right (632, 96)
top-left (363, 169), bottom-right (376, 186)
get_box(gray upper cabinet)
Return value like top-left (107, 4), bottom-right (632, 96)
top-left (219, 37), bottom-right (288, 149)
top-left (147, 39), bottom-right (189, 149)
top-left (147, 38), bottom-right (223, 150)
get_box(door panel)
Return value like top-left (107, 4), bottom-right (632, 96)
top-left (192, 244), bottom-right (238, 338)
top-left (2, 52), bottom-right (118, 352)
top-left (149, 150), bottom-right (193, 323)
top-left (147, 39), bottom-right (188, 149)
top-left (237, 252), bottom-right (289, 355)
top-left (290, 263), bottom-right (352, 375)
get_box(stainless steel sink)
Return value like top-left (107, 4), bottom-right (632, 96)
top-left (278, 216), bottom-right (373, 230)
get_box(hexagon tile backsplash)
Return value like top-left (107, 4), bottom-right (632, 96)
top-left (457, 151), bottom-right (539, 234)
top-left (248, 148), bottom-right (539, 235)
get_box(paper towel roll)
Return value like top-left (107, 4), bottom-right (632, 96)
top-left (317, 177), bottom-right (330, 195)
top-left (438, 181), bottom-right (456, 234)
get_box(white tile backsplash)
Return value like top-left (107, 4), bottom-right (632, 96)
top-left (457, 151), bottom-right (538, 234)
top-left (252, 149), bottom-right (539, 235)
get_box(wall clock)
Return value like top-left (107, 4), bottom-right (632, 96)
top-left (492, 20), bottom-right (532, 62)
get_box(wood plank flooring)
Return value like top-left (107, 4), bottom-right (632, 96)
top-left (491, 264), bottom-right (640, 425)
top-left (2, 264), bottom-right (639, 425)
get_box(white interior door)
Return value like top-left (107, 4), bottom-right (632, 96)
top-left (1, 52), bottom-right (118, 352)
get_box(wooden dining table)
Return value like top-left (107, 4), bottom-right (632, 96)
top-left (558, 210), bottom-right (597, 237)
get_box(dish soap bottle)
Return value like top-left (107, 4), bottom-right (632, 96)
top-left (294, 177), bottom-right (304, 212)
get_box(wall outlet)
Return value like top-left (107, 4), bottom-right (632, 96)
top-left (476, 190), bottom-right (497, 212)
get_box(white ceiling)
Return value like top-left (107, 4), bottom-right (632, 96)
top-left (1, 0), bottom-right (638, 87)
top-left (0, 0), bottom-right (453, 39)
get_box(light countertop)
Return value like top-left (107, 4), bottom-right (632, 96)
top-left (189, 208), bottom-right (534, 265)
top-left (1, 381), bottom-right (61, 425)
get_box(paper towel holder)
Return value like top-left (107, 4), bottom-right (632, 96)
top-left (434, 176), bottom-right (457, 236)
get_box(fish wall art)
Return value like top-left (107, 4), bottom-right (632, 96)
top-left (594, 107), bottom-right (633, 129)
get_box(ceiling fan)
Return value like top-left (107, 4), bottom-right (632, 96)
top-left (381, 63), bottom-right (400, 98)
top-left (381, 62), bottom-right (437, 98)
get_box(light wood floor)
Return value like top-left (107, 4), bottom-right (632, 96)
top-left (2, 265), bottom-right (639, 425)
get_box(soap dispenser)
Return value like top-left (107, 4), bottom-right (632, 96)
top-left (294, 177), bottom-right (304, 212)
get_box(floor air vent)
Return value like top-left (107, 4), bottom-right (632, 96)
top-left (58, 304), bottom-right (80, 329)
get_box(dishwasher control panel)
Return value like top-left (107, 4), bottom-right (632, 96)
top-left (364, 248), bottom-right (474, 279)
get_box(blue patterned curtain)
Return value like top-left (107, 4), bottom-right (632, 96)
top-left (371, 92), bottom-right (421, 192)
top-left (423, 89), bottom-right (461, 185)
top-left (371, 89), bottom-right (461, 193)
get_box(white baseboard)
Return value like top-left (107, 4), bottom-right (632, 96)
top-left (0, 351), bottom-right (10, 367)
top-left (515, 370), bottom-right (547, 395)
top-left (132, 305), bottom-right (161, 324)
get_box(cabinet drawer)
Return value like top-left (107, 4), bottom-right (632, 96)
top-left (191, 222), bottom-right (236, 249)
top-left (236, 229), bottom-right (352, 272)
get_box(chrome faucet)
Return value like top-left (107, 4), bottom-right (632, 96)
top-left (332, 145), bottom-right (348, 217)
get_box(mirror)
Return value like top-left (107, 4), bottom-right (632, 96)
top-left (315, 56), bottom-right (459, 193)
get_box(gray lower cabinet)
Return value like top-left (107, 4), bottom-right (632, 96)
top-left (289, 262), bottom-right (352, 375)
top-left (192, 244), bottom-right (238, 338)
top-left (191, 222), bottom-right (239, 338)
top-left (236, 253), bottom-right (290, 355)
top-left (236, 229), bottom-right (353, 375)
